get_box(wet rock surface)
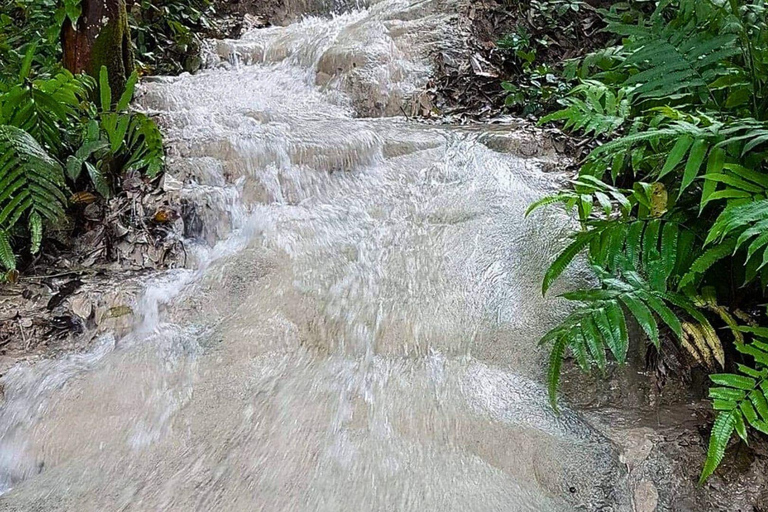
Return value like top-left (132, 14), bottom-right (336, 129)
top-left (0, 1), bottom-right (766, 511)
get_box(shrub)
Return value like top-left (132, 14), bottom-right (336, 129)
top-left (128, 0), bottom-right (219, 75)
top-left (0, 47), bottom-right (164, 279)
top-left (531, 0), bottom-right (768, 482)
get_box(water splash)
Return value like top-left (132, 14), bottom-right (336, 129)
top-left (0, 1), bottom-right (629, 510)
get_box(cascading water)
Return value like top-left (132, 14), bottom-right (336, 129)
top-left (0, 0), bottom-right (635, 510)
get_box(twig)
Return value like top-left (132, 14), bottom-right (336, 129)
top-left (20, 269), bottom-right (95, 281)
top-left (19, 319), bottom-right (28, 351)
top-left (399, 104), bottom-right (411, 121)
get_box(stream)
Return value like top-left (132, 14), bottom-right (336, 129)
top-left (0, 0), bottom-right (637, 509)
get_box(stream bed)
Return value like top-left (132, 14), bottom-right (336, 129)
top-left (0, 1), bottom-right (741, 510)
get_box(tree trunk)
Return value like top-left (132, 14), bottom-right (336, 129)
top-left (62, 0), bottom-right (134, 100)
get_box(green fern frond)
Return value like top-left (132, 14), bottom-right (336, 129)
top-left (548, 336), bottom-right (568, 412)
top-left (611, 14), bottom-right (740, 102)
top-left (540, 81), bottom-right (630, 137)
top-left (707, 200), bottom-right (768, 247)
top-left (542, 267), bottom-right (695, 410)
top-left (124, 113), bottom-right (164, 178)
top-left (0, 71), bottom-right (89, 153)
top-left (0, 125), bottom-right (68, 265)
top-left (533, 0), bottom-right (768, 487)
top-left (0, 230), bottom-right (15, 271)
top-left (700, 411), bottom-right (736, 484)
top-left (701, 340), bottom-right (768, 483)
top-left (526, 194), bottom-right (573, 216)
top-left (679, 239), bottom-right (737, 289)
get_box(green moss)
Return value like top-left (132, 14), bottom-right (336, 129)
top-left (90, 1), bottom-right (133, 101)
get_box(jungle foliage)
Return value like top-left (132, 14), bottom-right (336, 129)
top-left (0, 1), bottom-right (172, 279)
top-left (530, 0), bottom-right (768, 482)
top-left (498, 0), bottom-right (604, 116)
top-left (128, 0), bottom-right (219, 75)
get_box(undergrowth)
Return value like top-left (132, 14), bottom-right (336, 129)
top-left (128, 0), bottom-right (219, 75)
top-left (497, 0), bottom-right (610, 116)
top-left (530, 0), bottom-right (768, 483)
top-left (0, 1), bottom-right (170, 279)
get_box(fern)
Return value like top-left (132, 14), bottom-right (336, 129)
top-left (70, 67), bottom-right (165, 188)
top-left (624, 31), bottom-right (740, 101)
top-left (605, 6), bottom-right (742, 102)
top-left (707, 200), bottom-right (768, 246)
top-left (0, 58), bottom-right (90, 153)
top-left (534, 0), bottom-right (768, 485)
top-left (701, 340), bottom-right (768, 483)
top-left (123, 113), bottom-right (164, 178)
top-left (0, 125), bottom-right (68, 269)
top-left (540, 81), bottom-right (630, 137)
top-left (541, 264), bottom-right (717, 409)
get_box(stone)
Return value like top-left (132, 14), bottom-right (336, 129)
top-left (619, 428), bottom-right (655, 473)
top-left (634, 479), bottom-right (659, 512)
top-left (71, 296), bottom-right (93, 320)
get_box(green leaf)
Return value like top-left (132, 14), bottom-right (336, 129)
top-left (726, 88), bottom-right (752, 109)
top-left (660, 222), bottom-right (679, 285)
top-left (700, 411), bottom-right (735, 484)
top-left (0, 230), bottom-right (15, 271)
top-left (66, 156), bottom-right (83, 182)
top-left (701, 189), bottom-right (753, 207)
top-left (583, 316), bottom-right (607, 372)
top-left (701, 147), bottom-right (726, 212)
top-left (733, 410), bottom-right (748, 442)
top-left (548, 336), bottom-right (568, 413)
top-left (571, 329), bottom-right (591, 372)
top-left (561, 289), bottom-right (621, 301)
top-left (680, 139), bottom-right (708, 197)
top-left (702, 174), bottom-right (764, 194)
top-left (642, 292), bottom-right (682, 339)
top-left (740, 400), bottom-right (759, 425)
top-left (713, 399), bottom-right (738, 411)
top-left (710, 374), bottom-right (757, 390)
top-left (723, 164), bottom-right (768, 188)
top-left (0, 126), bottom-right (67, 249)
top-left (626, 221), bottom-right (645, 271)
top-left (29, 211), bottom-right (42, 254)
top-left (117, 71), bottom-right (138, 112)
top-left (709, 387), bottom-right (746, 402)
top-left (737, 343), bottom-right (768, 367)
top-left (99, 66), bottom-right (112, 111)
top-left (85, 162), bottom-right (111, 198)
top-left (543, 232), bottom-right (596, 295)
top-left (749, 390), bottom-right (768, 421)
top-left (737, 364), bottom-right (767, 380)
top-left (659, 135), bottom-right (692, 178)
top-left (679, 239), bottom-right (737, 289)
top-left (19, 42), bottom-right (38, 82)
top-left (605, 301), bottom-right (629, 363)
top-left (64, 0), bottom-right (82, 25)
top-left (620, 294), bottom-right (660, 347)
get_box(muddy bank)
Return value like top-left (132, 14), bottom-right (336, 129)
top-left (0, 168), bottom-right (197, 370)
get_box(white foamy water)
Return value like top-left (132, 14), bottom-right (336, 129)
top-left (0, 1), bottom-right (630, 510)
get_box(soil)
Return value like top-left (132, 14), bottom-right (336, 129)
top-left (0, 175), bottom-right (187, 379)
top-left (421, 0), bottom-right (613, 122)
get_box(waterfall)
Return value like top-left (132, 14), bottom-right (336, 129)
top-left (0, 1), bottom-right (631, 510)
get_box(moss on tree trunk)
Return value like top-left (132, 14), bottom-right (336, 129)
top-left (62, 0), bottom-right (134, 100)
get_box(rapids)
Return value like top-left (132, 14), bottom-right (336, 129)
top-left (0, 0), bottom-right (634, 509)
